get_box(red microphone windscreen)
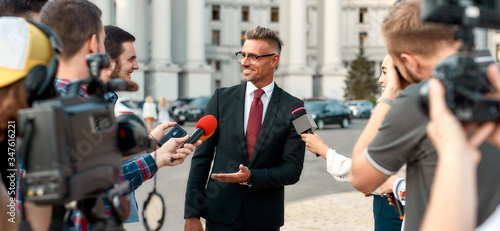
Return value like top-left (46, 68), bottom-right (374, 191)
top-left (196, 115), bottom-right (217, 138)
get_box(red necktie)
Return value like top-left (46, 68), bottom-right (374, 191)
top-left (246, 89), bottom-right (265, 161)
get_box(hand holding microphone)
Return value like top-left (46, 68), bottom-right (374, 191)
top-left (169, 115), bottom-right (217, 163)
top-left (291, 102), bottom-right (320, 157)
top-left (387, 193), bottom-right (405, 220)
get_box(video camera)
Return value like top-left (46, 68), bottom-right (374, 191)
top-left (17, 54), bottom-right (154, 228)
top-left (420, 0), bottom-right (500, 122)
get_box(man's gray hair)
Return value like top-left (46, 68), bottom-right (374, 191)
top-left (244, 26), bottom-right (284, 55)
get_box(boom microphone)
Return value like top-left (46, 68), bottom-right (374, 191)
top-left (170, 115), bottom-right (218, 162)
top-left (106, 79), bottom-right (139, 92)
top-left (291, 101), bottom-right (320, 157)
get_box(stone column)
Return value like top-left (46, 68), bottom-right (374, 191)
top-left (135, 0), bottom-right (147, 64)
top-left (115, 0), bottom-right (136, 35)
top-left (319, 0), bottom-right (347, 99)
top-left (149, 0), bottom-right (181, 101)
top-left (114, 0), bottom-right (145, 101)
top-left (90, 0), bottom-right (113, 25)
top-left (181, 0), bottom-right (212, 98)
top-left (275, 0), bottom-right (313, 99)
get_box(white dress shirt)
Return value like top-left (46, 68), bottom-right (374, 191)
top-left (244, 81), bottom-right (274, 135)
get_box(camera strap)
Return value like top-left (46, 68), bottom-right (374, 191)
top-left (19, 117), bottom-right (35, 231)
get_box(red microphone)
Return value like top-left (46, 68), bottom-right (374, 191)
top-left (170, 115), bottom-right (217, 162)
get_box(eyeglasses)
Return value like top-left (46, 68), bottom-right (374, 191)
top-left (235, 51), bottom-right (275, 64)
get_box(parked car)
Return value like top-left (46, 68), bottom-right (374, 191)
top-left (169, 97), bottom-right (194, 115)
top-left (172, 97), bottom-right (210, 125)
top-left (346, 100), bottom-right (375, 118)
top-left (304, 99), bottom-right (351, 129)
top-left (114, 98), bottom-right (143, 118)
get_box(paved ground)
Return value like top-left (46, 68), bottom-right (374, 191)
top-left (124, 119), bottom-right (375, 230)
top-left (281, 192), bottom-right (374, 231)
top-left (126, 191), bottom-right (374, 231)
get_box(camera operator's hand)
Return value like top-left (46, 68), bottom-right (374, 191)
top-left (153, 135), bottom-right (201, 167)
top-left (426, 79), bottom-right (494, 165)
top-left (149, 122), bottom-right (178, 148)
top-left (484, 64), bottom-right (500, 148)
top-left (421, 78), bottom-right (496, 231)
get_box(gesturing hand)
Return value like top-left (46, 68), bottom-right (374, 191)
top-left (211, 164), bottom-right (251, 183)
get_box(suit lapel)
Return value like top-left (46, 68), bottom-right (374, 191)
top-left (234, 82), bottom-right (249, 162)
top-left (249, 83), bottom-right (282, 164)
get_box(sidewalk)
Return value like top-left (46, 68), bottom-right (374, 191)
top-left (282, 191), bottom-right (374, 231)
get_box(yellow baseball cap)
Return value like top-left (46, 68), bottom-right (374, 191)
top-left (0, 17), bottom-right (54, 88)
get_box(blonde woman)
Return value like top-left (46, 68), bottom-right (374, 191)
top-left (142, 95), bottom-right (157, 132)
top-left (158, 96), bottom-right (171, 123)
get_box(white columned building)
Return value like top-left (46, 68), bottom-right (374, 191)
top-left (114, 0), bottom-right (145, 100)
top-left (90, 0), bottom-right (113, 25)
top-left (94, 0), bottom-right (414, 103)
top-left (319, 0), bottom-right (347, 99)
top-left (181, 0), bottom-right (213, 98)
top-left (276, 0), bottom-right (314, 99)
top-left (150, 0), bottom-right (181, 100)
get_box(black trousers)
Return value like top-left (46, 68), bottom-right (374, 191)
top-left (205, 206), bottom-right (280, 231)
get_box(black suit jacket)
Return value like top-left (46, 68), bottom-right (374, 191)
top-left (184, 82), bottom-right (305, 229)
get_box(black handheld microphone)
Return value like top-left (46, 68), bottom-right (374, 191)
top-left (388, 193), bottom-right (405, 220)
top-left (291, 102), bottom-right (320, 157)
top-left (169, 115), bottom-right (217, 163)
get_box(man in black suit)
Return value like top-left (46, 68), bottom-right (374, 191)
top-left (184, 26), bottom-right (306, 231)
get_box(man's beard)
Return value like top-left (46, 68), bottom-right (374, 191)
top-left (109, 60), bottom-right (122, 80)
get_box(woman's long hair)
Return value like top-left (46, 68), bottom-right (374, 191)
top-left (0, 80), bottom-right (27, 141)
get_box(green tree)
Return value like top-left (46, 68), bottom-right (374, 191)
top-left (344, 49), bottom-right (379, 101)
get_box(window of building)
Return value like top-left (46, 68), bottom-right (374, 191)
top-left (212, 30), bottom-right (220, 46)
top-left (216, 79), bottom-right (221, 89)
top-left (215, 60), bottom-right (221, 71)
top-left (271, 7), bottom-right (279, 22)
top-left (359, 32), bottom-right (368, 47)
top-left (241, 31), bottom-right (246, 46)
top-left (359, 7), bottom-right (368, 23)
top-left (212, 5), bottom-right (220, 21)
top-left (242, 6), bottom-right (249, 22)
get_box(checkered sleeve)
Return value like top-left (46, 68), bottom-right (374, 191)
top-left (121, 153), bottom-right (158, 192)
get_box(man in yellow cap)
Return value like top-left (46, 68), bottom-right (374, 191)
top-left (0, 16), bottom-right (56, 231)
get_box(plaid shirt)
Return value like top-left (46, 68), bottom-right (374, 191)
top-left (17, 78), bottom-right (158, 230)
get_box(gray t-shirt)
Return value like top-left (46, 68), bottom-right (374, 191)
top-left (367, 81), bottom-right (500, 231)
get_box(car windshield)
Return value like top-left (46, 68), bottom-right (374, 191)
top-left (304, 102), bottom-right (325, 111)
top-left (189, 98), bottom-right (210, 106)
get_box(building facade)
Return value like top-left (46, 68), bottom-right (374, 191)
top-left (90, 0), bottom-right (497, 102)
